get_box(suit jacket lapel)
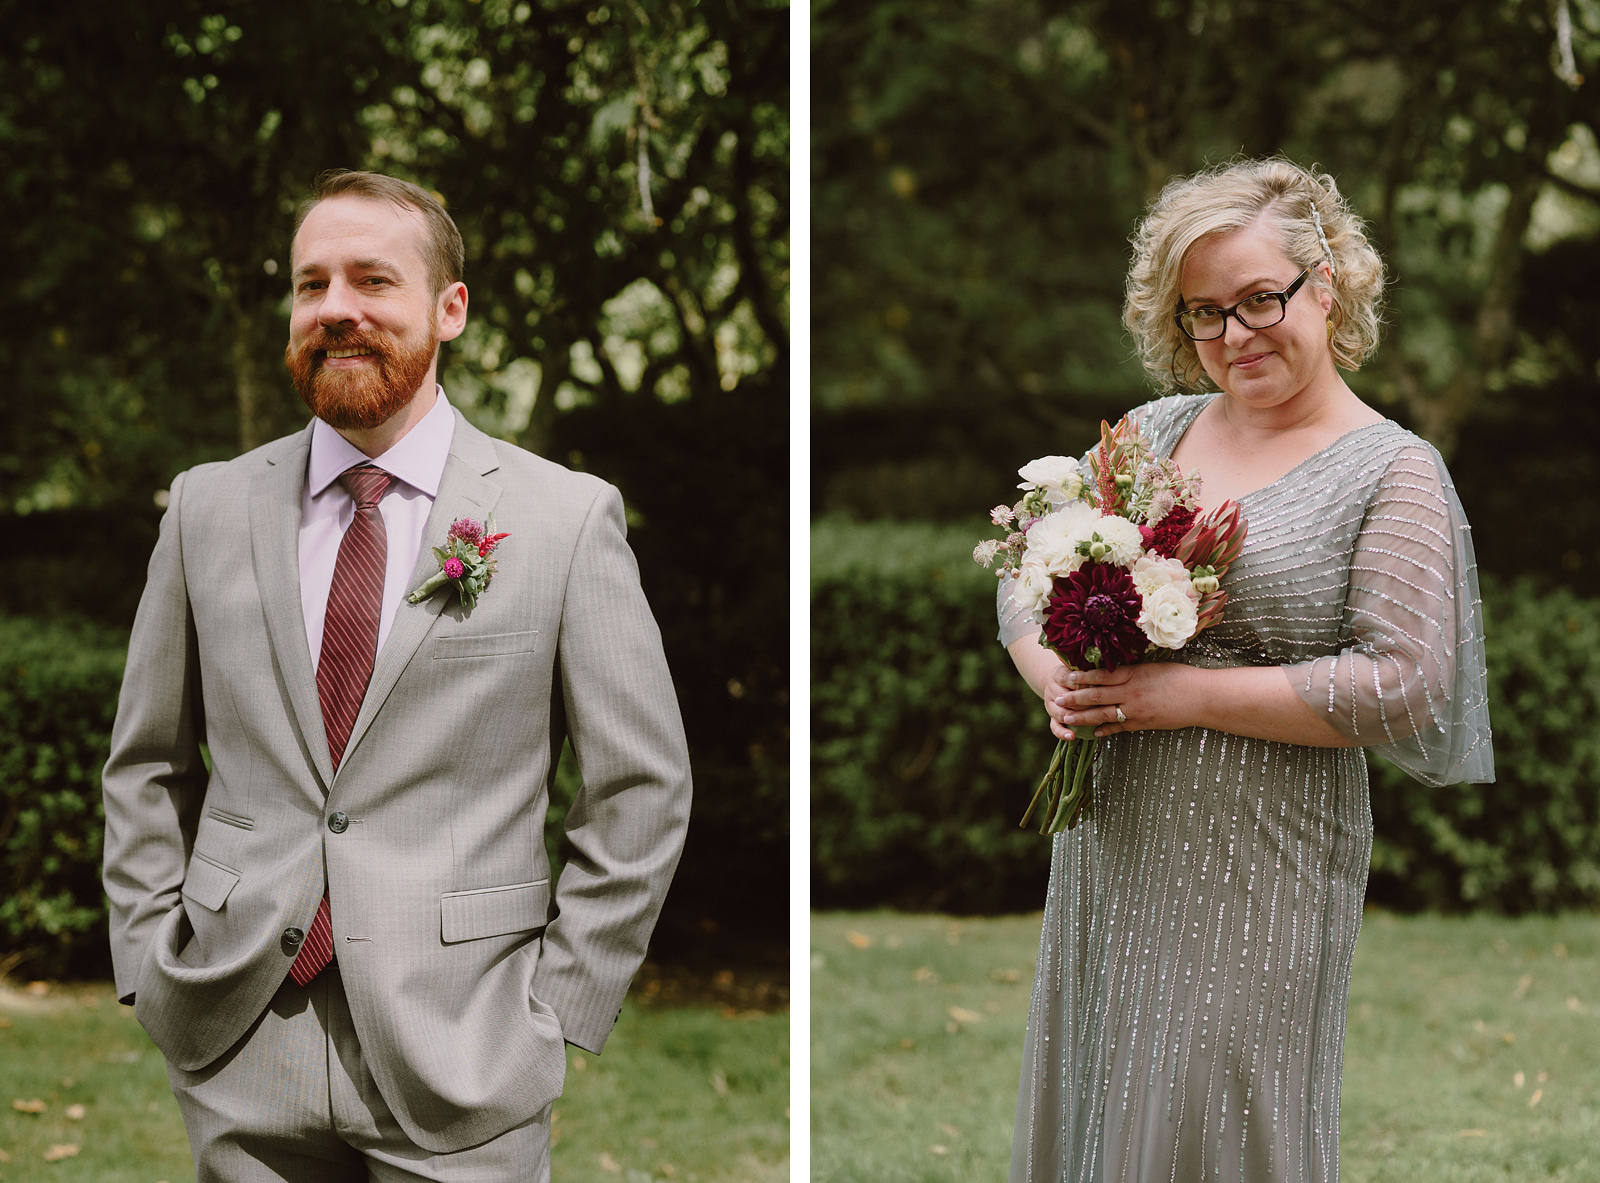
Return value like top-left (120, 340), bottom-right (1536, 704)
top-left (247, 424), bottom-right (335, 794)
top-left (334, 411), bottom-right (504, 783)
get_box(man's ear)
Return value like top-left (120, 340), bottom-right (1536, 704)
top-left (437, 281), bottom-right (468, 343)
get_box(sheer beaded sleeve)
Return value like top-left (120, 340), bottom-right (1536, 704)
top-left (1286, 442), bottom-right (1494, 785)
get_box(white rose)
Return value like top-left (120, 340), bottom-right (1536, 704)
top-left (1017, 455), bottom-right (1085, 502)
top-left (1010, 559), bottom-right (1055, 617)
top-left (1023, 502), bottom-right (1097, 574)
top-left (1139, 582), bottom-right (1200, 649)
top-left (1089, 514), bottom-right (1145, 567)
top-left (1131, 555), bottom-right (1198, 602)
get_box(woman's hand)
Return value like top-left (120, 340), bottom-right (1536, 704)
top-left (1044, 663), bottom-right (1204, 741)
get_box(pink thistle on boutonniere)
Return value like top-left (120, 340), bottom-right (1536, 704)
top-left (407, 515), bottom-right (510, 610)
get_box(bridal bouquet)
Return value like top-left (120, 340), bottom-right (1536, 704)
top-left (974, 417), bottom-right (1248, 834)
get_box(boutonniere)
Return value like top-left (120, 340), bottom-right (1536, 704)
top-left (406, 516), bottom-right (510, 610)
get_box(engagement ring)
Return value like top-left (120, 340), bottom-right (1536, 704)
top-left (1115, 707), bottom-right (1127, 724)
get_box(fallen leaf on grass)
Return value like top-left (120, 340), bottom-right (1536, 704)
top-left (1512, 974), bottom-right (1533, 1000)
top-left (24, 982), bottom-right (49, 997)
top-left (912, 966), bottom-right (937, 983)
top-left (1538, 1071), bottom-right (1548, 1083)
top-left (990, 968), bottom-right (1020, 983)
top-left (1529, 1089), bottom-right (1543, 1108)
top-left (659, 1164), bottom-right (677, 1178)
top-left (573, 1055), bottom-right (587, 1072)
top-left (899, 1038), bottom-right (915, 1050)
top-left (948, 1006), bottom-right (982, 1024)
top-left (711, 1069), bottom-right (728, 1096)
top-left (0, 1017), bottom-right (12, 1028)
top-left (1569, 996), bottom-right (1586, 1012)
top-left (599, 1152), bottom-right (622, 1173)
top-left (945, 1021), bottom-right (959, 1034)
top-left (1553, 943), bottom-right (1568, 958)
top-left (846, 931), bottom-right (872, 949)
top-left (42, 1144), bottom-right (79, 1161)
top-left (1458, 1129), bottom-right (1486, 1137)
top-left (0, 1149), bottom-right (10, 1163)
top-left (939, 1123), bottom-right (962, 1137)
top-left (1502, 1032), bottom-right (1516, 1044)
top-left (1514, 1072), bottom-right (1525, 1089)
top-left (12, 1099), bottom-right (45, 1114)
top-left (930, 1145), bottom-right (949, 1155)
top-left (64, 1104), bottom-right (85, 1120)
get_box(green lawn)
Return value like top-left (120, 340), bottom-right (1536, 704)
top-left (0, 983), bottom-right (788, 1183)
top-left (811, 910), bottom-right (1600, 1183)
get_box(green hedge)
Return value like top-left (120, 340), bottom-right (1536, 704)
top-left (811, 518), bottom-right (1600, 915)
top-left (0, 617), bottom-right (126, 979)
top-left (0, 617), bottom-right (586, 982)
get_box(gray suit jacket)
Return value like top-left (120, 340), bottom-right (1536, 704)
top-left (101, 410), bottom-right (692, 1152)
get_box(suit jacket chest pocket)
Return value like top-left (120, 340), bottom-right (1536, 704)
top-left (432, 629), bottom-right (541, 660)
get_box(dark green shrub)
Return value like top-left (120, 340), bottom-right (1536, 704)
top-left (1367, 578), bottom-right (1600, 913)
top-left (811, 519), bottom-right (1053, 911)
top-left (0, 616), bottom-right (126, 979)
top-left (811, 520), bottom-right (1600, 915)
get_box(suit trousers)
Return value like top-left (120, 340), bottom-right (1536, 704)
top-left (165, 962), bottom-right (552, 1183)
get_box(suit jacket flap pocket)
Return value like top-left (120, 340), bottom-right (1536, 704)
top-left (183, 852), bottom-right (240, 913)
top-left (440, 879), bottom-right (550, 943)
top-left (433, 630), bottom-right (541, 660)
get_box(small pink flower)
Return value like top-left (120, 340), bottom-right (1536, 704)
top-left (991, 504), bottom-right (1015, 526)
top-left (446, 518), bottom-right (485, 546)
top-left (443, 557), bottom-right (466, 580)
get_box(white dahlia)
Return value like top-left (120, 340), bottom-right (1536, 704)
top-left (1090, 514), bottom-right (1145, 567)
top-left (1023, 502), bottom-right (1097, 574)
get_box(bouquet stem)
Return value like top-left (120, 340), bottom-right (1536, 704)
top-left (1020, 735), bottom-right (1098, 835)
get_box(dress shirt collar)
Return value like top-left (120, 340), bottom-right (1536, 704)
top-left (307, 385), bottom-right (457, 499)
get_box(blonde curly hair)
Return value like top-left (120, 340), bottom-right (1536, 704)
top-left (1123, 159), bottom-right (1386, 393)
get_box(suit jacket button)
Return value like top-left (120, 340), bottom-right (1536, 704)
top-left (282, 927), bottom-right (305, 949)
top-left (328, 812), bottom-right (349, 834)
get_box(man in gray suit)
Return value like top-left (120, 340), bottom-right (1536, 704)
top-left (101, 170), bottom-right (692, 1181)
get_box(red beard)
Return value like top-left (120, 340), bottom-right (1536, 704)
top-left (286, 326), bottom-right (436, 431)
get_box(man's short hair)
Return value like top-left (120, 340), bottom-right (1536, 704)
top-left (294, 170), bottom-right (465, 297)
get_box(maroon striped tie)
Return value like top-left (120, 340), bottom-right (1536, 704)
top-left (290, 464), bottom-right (393, 987)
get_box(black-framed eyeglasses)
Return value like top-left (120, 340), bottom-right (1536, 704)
top-left (1173, 269), bottom-right (1311, 341)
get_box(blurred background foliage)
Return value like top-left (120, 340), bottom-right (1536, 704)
top-left (813, 0), bottom-right (1600, 586)
top-left (812, 0), bottom-right (1600, 912)
top-left (0, 0), bottom-right (787, 977)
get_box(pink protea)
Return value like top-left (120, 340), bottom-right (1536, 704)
top-left (446, 517), bottom-right (485, 546)
top-left (442, 557), bottom-right (466, 580)
top-left (1042, 563), bottom-right (1146, 670)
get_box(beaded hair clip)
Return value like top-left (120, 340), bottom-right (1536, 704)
top-left (1310, 203), bottom-right (1337, 277)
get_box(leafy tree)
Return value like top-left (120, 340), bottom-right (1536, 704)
top-left (813, 0), bottom-right (1600, 583)
top-left (0, 0), bottom-right (788, 954)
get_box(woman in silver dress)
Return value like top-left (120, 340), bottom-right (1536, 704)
top-left (998, 159), bottom-right (1494, 1181)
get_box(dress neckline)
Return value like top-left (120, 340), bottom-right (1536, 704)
top-left (1161, 392), bottom-right (1397, 506)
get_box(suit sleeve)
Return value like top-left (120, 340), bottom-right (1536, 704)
top-left (101, 469), bottom-right (209, 1004)
top-left (532, 483), bottom-right (692, 1053)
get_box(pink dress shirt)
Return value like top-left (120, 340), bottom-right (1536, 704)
top-left (299, 387), bottom-right (456, 671)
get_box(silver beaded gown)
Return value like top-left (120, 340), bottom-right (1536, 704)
top-left (997, 393), bottom-right (1493, 1183)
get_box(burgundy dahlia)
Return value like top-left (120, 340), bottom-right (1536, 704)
top-left (442, 557), bottom-right (466, 580)
top-left (1145, 504), bottom-right (1198, 559)
top-left (1042, 563), bottom-right (1146, 669)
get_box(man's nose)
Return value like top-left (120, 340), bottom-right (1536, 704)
top-left (317, 277), bottom-right (362, 326)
